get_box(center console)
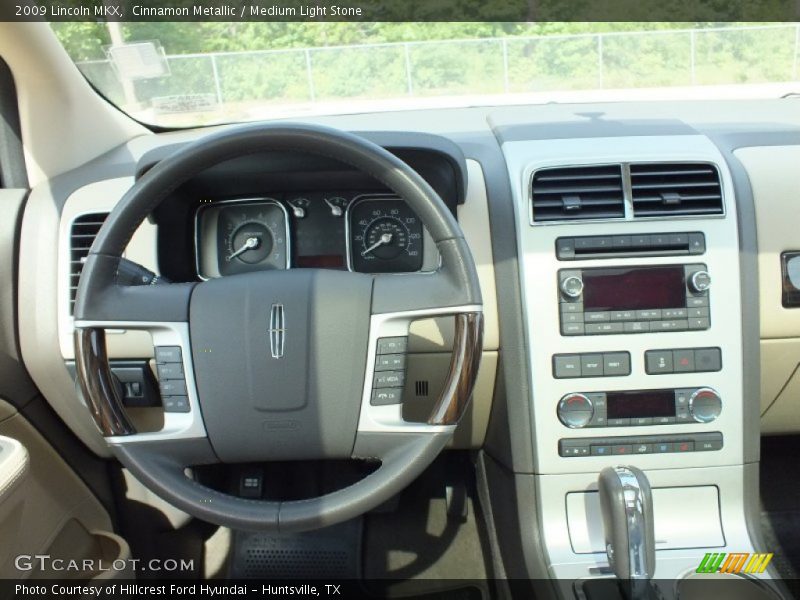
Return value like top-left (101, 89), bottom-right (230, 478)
top-left (501, 134), bottom-right (767, 589)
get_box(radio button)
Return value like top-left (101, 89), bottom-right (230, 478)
top-left (637, 309), bottom-right (662, 319)
top-left (585, 311), bottom-right (610, 322)
top-left (631, 235), bottom-right (651, 247)
top-left (645, 350), bottom-right (674, 374)
top-left (688, 233), bottom-right (706, 254)
top-left (663, 308), bottom-right (688, 319)
top-left (688, 307), bottom-right (710, 318)
top-left (652, 319), bottom-right (689, 331)
top-left (560, 275), bottom-right (584, 299)
top-left (673, 349), bottom-right (696, 372)
top-left (651, 234), bottom-right (672, 247)
top-left (686, 296), bottom-right (709, 308)
top-left (586, 322), bottom-right (624, 335)
top-left (688, 317), bottom-right (711, 330)
top-left (560, 302), bottom-right (584, 313)
top-left (689, 270), bottom-right (712, 294)
top-left (562, 323), bottom-right (585, 335)
top-left (669, 233), bottom-right (689, 246)
top-left (580, 354), bottom-right (604, 377)
top-left (611, 310), bottom-right (637, 321)
top-left (561, 312), bottom-right (583, 324)
top-left (625, 321), bottom-right (650, 333)
top-left (608, 418), bottom-right (631, 427)
top-left (612, 236), bottom-right (632, 249)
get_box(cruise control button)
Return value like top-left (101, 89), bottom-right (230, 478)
top-left (157, 362), bottom-right (184, 380)
top-left (155, 346), bottom-right (182, 364)
top-left (603, 353), bottom-right (630, 376)
top-left (159, 379), bottom-right (186, 396)
top-left (374, 371), bottom-right (405, 388)
top-left (163, 396), bottom-right (189, 413)
top-left (673, 349), bottom-right (696, 373)
top-left (371, 388), bottom-right (403, 405)
top-left (695, 348), bottom-right (722, 372)
top-left (645, 350), bottom-right (673, 374)
top-left (377, 337), bottom-right (408, 354)
top-left (553, 355), bottom-right (582, 378)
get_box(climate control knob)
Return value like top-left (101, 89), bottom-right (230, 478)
top-left (557, 393), bottom-right (594, 429)
top-left (688, 270), bottom-right (712, 294)
top-left (689, 387), bottom-right (722, 423)
top-left (560, 276), bottom-right (584, 300)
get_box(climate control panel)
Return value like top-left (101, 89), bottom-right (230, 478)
top-left (557, 387), bottom-right (722, 429)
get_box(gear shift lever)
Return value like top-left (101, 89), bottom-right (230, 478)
top-left (598, 466), bottom-right (656, 599)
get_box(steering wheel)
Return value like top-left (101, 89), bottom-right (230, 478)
top-left (73, 123), bottom-right (483, 532)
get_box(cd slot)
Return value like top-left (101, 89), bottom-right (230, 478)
top-left (556, 232), bottom-right (705, 260)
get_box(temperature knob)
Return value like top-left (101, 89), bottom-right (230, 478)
top-left (557, 393), bottom-right (594, 429)
top-left (689, 387), bottom-right (722, 423)
top-left (560, 276), bottom-right (584, 300)
top-left (689, 270), bottom-right (712, 294)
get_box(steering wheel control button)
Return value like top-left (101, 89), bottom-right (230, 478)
top-left (377, 337), bottom-right (408, 354)
top-left (371, 388), bottom-right (403, 406)
top-left (557, 393), bottom-right (594, 429)
top-left (375, 354), bottom-right (406, 372)
top-left (159, 379), bottom-right (187, 396)
top-left (156, 362), bottom-right (184, 380)
top-left (373, 371), bottom-right (405, 388)
top-left (155, 346), bottom-right (182, 363)
top-left (163, 396), bottom-right (189, 413)
top-left (689, 388), bottom-right (722, 423)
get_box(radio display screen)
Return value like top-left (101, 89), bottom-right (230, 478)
top-left (583, 266), bottom-right (685, 311)
top-left (607, 390), bottom-right (675, 419)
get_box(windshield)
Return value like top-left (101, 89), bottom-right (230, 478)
top-left (52, 22), bottom-right (800, 127)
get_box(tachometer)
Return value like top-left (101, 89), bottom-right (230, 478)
top-left (348, 197), bottom-right (423, 273)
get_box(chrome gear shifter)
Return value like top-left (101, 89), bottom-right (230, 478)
top-left (598, 466), bottom-right (657, 598)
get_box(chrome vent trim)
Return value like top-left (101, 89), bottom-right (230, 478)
top-left (530, 165), bottom-right (625, 223)
top-left (69, 212), bottom-right (108, 315)
top-left (630, 162), bottom-right (723, 217)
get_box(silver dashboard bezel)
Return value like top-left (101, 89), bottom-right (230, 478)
top-left (528, 160), bottom-right (727, 226)
top-left (193, 197), bottom-right (291, 281)
top-left (344, 193), bottom-right (431, 274)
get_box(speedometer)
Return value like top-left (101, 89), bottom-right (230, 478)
top-left (348, 197), bottom-right (423, 273)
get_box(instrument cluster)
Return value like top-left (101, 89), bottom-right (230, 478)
top-left (195, 193), bottom-right (425, 279)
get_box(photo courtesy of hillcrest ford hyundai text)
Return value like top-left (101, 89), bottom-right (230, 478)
top-left (0, 1), bottom-right (799, 599)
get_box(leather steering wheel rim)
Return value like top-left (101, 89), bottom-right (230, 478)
top-left (74, 122), bottom-right (483, 532)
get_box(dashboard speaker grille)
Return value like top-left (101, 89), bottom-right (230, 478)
top-left (531, 165), bottom-right (625, 223)
top-left (631, 163), bottom-right (723, 217)
top-left (69, 212), bottom-right (108, 315)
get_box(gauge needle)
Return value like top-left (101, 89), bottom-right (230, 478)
top-left (361, 233), bottom-right (393, 257)
top-left (324, 198), bottom-right (343, 217)
top-left (227, 236), bottom-right (259, 261)
top-left (287, 200), bottom-right (306, 219)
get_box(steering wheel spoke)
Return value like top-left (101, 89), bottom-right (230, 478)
top-left (74, 321), bottom-right (207, 443)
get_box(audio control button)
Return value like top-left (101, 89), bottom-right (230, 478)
top-left (560, 275), bottom-right (584, 299)
top-left (689, 270), bottom-right (712, 293)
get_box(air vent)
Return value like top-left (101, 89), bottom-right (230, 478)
top-left (531, 165), bottom-right (625, 223)
top-left (69, 212), bottom-right (108, 315)
top-left (631, 163), bottom-right (723, 217)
